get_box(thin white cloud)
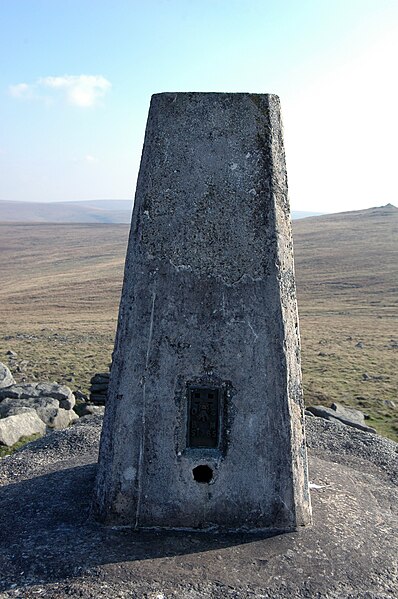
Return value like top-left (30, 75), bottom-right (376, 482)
top-left (84, 154), bottom-right (98, 163)
top-left (70, 154), bottom-right (100, 164)
top-left (40, 75), bottom-right (111, 107)
top-left (8, 75), bottom-right (111, 107)
top-left (9, 83), bottom-right (32, 99)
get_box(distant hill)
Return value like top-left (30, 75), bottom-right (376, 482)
top-left (0, 200), bottom-right (132, 224)
top-left (296, 203), bottom-right (398, 222)
top-left (0, 199), bottom-right (321, 223)
top-left (292, 203), bottom-right (398, 303)
top-left (291, 210), bottom-right (324, 219)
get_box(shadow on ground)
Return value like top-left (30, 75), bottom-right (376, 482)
top-left (0, 463), bottom-right (289, 592)
top-left (0, 417), bottom-right (397, 598)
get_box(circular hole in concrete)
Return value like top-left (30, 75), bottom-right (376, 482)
top-left (192, 464), bottom-right (213, 484)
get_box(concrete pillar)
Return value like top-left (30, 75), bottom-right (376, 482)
top-left (93, 92), bottom-right (312, 531)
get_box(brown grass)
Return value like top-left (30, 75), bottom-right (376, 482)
top-left (293, 205), bottom-right (398, 438)
top-left (0, 206), bottom-right (397, 439)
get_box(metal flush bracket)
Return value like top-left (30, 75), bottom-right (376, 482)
top-left (187, 386), bottom-right (221, 449)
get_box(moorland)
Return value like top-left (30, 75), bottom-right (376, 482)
top-left (0, 203), bottom-right (397, 440)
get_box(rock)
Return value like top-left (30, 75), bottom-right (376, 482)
top-left (35, 383), bottom-right (76, 409)
top-left (0, 381), bottom-right (77, 432)
top-left (0, 384), bottom-right (40, 400)
top-left (75, 404), bottom-right (105, 417)
top-left (0, 363), bottom-right (15, 389)
top-left (306, 404), bottom-right (377, 433)
top-left (5, 350), bottom-right (17, 358)
top-left (0, 405), bottom-right (36, 418)
top-left (330, 402), bottom-right (366, 426)
top-left (44, 407), bottom-right (79, 429)
top-left (0, 397), bottom-right (78, 429)
top-left (90, 383), bottom-right (109, 392)
top-left (90, 393), bottom-right (107, 405)
top-left (0, 383), bottom-right (75, 410)
top-left (355, 341), bottom-right (364, 348)
top-left (0, 410), bottom-right (45, 446)
top-left (89, 372), bottom-right (110, 405)
top-left (74, 390), bottom-right (88, 402)
top-left (1, 396), bottom-right (56, 420)
top-left (384, 400), bottom-right (396, 409)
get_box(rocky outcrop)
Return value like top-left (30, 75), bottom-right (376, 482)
top-left (0, 366), bottom-right (78, 439)
top-left (306, 401), bottom-right (377, 433)
top-left (0, 396), bottom-right (78, 429)
top-left (0, 410), bottom-right (46, 446)
top-left (0, 382), bottom-right (76, 410)
top-left (0, 363), bottom-right (15, 389)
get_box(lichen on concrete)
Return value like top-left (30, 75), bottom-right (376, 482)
top-left (94, 92), bottom-right (312, 531)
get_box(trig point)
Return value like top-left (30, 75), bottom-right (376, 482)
top-left (93, 92), bottom-right (312, 531)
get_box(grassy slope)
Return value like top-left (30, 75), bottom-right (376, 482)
top-left (0, 223), bottom-right (128, 392)
top-left (293, 204), bottom-right (397, 438)
top-left (0, 206), bottom-right (397, 439)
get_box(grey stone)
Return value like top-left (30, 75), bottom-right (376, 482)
top-left (90, 383), bottom-right (109, 392)
top-left (0, 383), bottom-right (75, 410)
top-left (90, 393), bottom-right (107, 405)
top-left (76, 404), bottom-right (105, 417)
top-left (0, 396), bottom-right (59, 420)
top-left (36, 404), bottom-right (60, 428)
top-left (0, 397), bottom-right (78, 429)
top-left (46, 408), bottom-right (79, 429)
top-left (0, 363), bottom-right (15, 389)
top-left (89, 372), bottom-right (110, 405)
top-left (0, 405), bottom-right (36, 418)
top-left (306, 405), bottom-right (377, 433)
top-left (0, 410), bottom-right (45, 446)
top-left (94, 92), bottom-right (311, 531)
top-left (0, 384), bottom-right (40, 400)
top-left (35, 382), bottom-right (75, 409)
top-left (330, 402), bottom-right (366, 426)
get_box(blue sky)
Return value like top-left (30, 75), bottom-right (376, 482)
top-left (1, 0), bottom-right (397, 212)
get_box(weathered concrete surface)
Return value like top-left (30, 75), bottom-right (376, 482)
top-left (0, 417), bottom-right (397, 598)
top-left (94, 93), bottom-right (311, 530)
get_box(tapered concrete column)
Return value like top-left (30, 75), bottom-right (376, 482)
top-left (93, 92), bottom-right (312, 531)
